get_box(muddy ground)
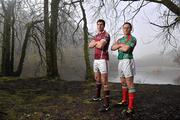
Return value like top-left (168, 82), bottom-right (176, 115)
top-left (0, 77), bottom-right (180, 120)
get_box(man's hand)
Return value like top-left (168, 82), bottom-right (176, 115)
top-left (118, 43), bottom-right (124, 47)
top-left (95, 39), bottom-right (107, 49)
top-left (118, 43), bottom-right (130, 52)
top-left (89, 40), bottom-right (97, 48)
top-left (111, 42), bottom-right (123, 51)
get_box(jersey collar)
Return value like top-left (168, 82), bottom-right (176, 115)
top-left (97, 30), bottom-right (106, 35)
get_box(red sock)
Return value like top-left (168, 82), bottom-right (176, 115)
top-left (128, 92), bottom-right (135, 109)
top-left (122, 87), bottom-right (128, 102)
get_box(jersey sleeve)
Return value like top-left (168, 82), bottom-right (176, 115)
top-left (103, 33), bottom-right (110, 43)
top-left (93, 35), bottom-right (97, 41)
top-left (126, 37), bottom-right (136, 48)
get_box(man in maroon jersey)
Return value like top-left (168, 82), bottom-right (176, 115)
top-left (89, 19), bottom-right (110, 112)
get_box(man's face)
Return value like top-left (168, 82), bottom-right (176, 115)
top-left (123, 24), bottom-right (132, 35)
top-left (97, 22), bottom-right (105, 32)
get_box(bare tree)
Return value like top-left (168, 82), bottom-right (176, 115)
top-left (62, 0), bottom-right (94, 80)
top-left (15, 20), bottom-right (43, 76)
top-left (79, 0), bottom-right (93, 80)
top-left (146, 0), bottom-right (180, 50)
top-left (0, 0), bottom-right (89, 78)
top-left (0, 0), bottom-right (16, 76)
top-left (44, 0), bottom-right (60, 78)
top-left (0, 0), bottom-right (43, 76)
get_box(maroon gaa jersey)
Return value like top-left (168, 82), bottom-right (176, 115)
top-left (94, 31), bottom-right (110, 60)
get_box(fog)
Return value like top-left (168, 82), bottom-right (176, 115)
top-left (3, 1), bottom-right (180, 85)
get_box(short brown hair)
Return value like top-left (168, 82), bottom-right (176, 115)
top-left (123, 22), bottom-right (132, 30)
top-left (97, 19), bottom-right (105, 26)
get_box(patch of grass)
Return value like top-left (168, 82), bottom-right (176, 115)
top-left (59, 95), bottom-right (75, 104)
top-left (6, 110), bottom-right (18, 120)
top-left (0, 77), bottom-right (20, 82)
top-left (82, 99), bottom-right (92, 104)
top-left (32, 95), bottom-right (53, 103)
top-left (0, 91), bottom-right (24, 110)
top-left (41, 105), bottom-right (59, 113)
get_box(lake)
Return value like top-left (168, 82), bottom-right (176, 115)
top-left (109, 66), bottom-right (180, 85)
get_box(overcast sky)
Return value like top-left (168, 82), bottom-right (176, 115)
top-left (26, 0), bottom-right (180, 59)
top-left (85, 1), bottom-right (180, 59)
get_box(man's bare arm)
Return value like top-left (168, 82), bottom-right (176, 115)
top-left (111, 41), bottom-right (121, 51)
top-left (95, 39), bottom-right (107, 49)
top-left (88, 40), bottom-right (97, 48)
top-left (118, 44), bottom-right (130, 52)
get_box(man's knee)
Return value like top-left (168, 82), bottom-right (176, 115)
top-left (95, 76), bottom-right (100, 81)
top-left (120, 77), bottom-right (127, 88)
top-left (101, 73), bottom-right (108, 80)
top-left (94, 73), bottom-right (101, 81)
top-left (126, 79), bottom-right (135, 93)
top-left (120, 77), bottom-right (126, 83)
top-left (126, 77), bottom-right (134, 87)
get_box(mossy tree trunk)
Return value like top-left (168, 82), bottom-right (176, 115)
top-left (44, 0), bottom-right (60, 78)
top-left (10, 6), bottom-right (15, 73)
top-left (79, 0), bottom-right (93, 80)
top-left (1, 0), bottom-right (15, 76)
top-left (0, 0), bottom-right (43, 77)
top-left (14, 21), bottom-right (43, 76)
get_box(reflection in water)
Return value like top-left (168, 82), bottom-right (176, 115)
top-left (109, 67), bottom-right (180, 85)
top-left (174, 76), bottom-right (180, 85)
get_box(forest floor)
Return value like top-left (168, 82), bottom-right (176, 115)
top-left (0, 77), bottom-right (180, 120)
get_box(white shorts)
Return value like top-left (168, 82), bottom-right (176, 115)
top-left (118, 59), bottom-right (136, 78)
top-left (93, 59), bottom-right (109, 74)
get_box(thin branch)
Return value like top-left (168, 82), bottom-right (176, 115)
top-left (72, 18), bottom-right (83, 39)
top-left (150, 17), bottom-right (179, 28)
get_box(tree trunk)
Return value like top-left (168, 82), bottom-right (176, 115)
top-left (10, 8), bottom-right (15, 73)
top-left (79, 0), bottom-right (93, 80)
top-left (50, 0), bottom-right (60, 77)
top-left (44, 0), bottom-right (60, 78)
top-left (1, 1), bottom-right (12, 76)
top-left (14, 23), bottom-right (31, 76)
top-left (0, 0), bottom-right (17, 76)
top-left (14, 20), bottom-right (43, 76)
top-left (44, 0), bottom-right (52, 77)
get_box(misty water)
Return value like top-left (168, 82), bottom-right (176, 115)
top-left (47, 49), bottom-right (180, 85)
top-left (109, 67), bottom-right (180, 85)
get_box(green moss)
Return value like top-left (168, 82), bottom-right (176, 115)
top-left (0, 77), bottom-right (142, 119)
top-left (82, 99), bottom-right (91, 104)
top-left (84, 81), bottom-right (95, 88)
top-left (7, 110), bottom-right (18, 120)
top-left (0, 91), bottom-right (24, 109)
top-left (83, 90), bottom-right (89, 95)
top-left (59, 95), bottom-right (74, 104)
top-left (0, 77), bottom-right (20, 82)
top-left (13, 112), bottom-right (44, 120)
top-left (32, 96), bottom-right (53, 103)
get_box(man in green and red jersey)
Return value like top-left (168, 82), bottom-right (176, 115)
top-left (89, 19), bottom-right (110, 112)
top-left (111, 22), bottom-right (136, 115)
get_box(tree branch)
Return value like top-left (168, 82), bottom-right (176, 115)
top-left (145, 0), bottom-right (180, 16)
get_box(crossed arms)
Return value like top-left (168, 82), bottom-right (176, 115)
top-left (88, 39), bottom-right (131, 52)
top-left (88, 39), bottom-right (107, 49)
top-left (111, 41), bottom-right (130, 52)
